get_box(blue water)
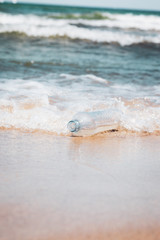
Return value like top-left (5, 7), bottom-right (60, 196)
top-left (0, 3), bottom-right (160, 134)
top-left (0, 2), bottom-right (160, 85)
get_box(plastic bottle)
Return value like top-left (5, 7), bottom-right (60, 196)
top-left (67, 109), bottom-right (121, 136)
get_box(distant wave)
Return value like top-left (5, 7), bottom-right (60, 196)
top-left (0, 27), bottom-right (160, 47)
top-left (73, 13), bottom-right (160, 31)
top-left (1, 12), bottom-right (160, 31)
top-left (47, 12), bottom-right (111, 20)
top-left (48, 12), bottom-right (160, 32)
top-left (1, 12), bottom-right (160, 46)
top-left (1, 76), bottom-right (160, 135)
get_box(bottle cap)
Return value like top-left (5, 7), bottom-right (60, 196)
top-left (67, 120), bottom-right (80, 132)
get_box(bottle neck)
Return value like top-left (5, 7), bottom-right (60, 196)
top-left (67, 120), bottom-right (80, 132)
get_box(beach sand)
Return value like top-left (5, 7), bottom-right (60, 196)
top-left (0, 130), bottom-right (160, 240)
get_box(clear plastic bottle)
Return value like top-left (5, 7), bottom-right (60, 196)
top-left (67, 109), bottom-right (121, 136)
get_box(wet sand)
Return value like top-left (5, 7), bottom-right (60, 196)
top-left (0, 130), bottom-right (160, 240)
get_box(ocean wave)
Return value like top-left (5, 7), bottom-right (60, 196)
top-left (1, 12), bottom-right (160, 31)
top-left (47, 12), bottom-right (111, 20)
top-left (1, 12), bottom-right (160, 46)
top-left (1, 29), bottom-right (160, 46)
top-left (1, 76), bottom-right (160, 135)
top-left (73, 13), bottom-right (160, 31)
top-left (0, 26), bottom-right (160, 47)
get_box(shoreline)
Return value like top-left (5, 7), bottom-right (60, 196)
top-left (1, 127), bottom-right (160, 137)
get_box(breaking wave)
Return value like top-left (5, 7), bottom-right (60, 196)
top-left (1, 75), bottom-right (160, 136)
top-left (1, 12), bottom-right (160, 46)
top-left (47, 12), bottom-right (111, 20)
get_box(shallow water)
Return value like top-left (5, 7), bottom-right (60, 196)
top-left (0, 3), bottom-right (160, 136)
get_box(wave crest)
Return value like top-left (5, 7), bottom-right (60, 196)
top-left (48, 12), bottom-right (111, 20)
top-left (1, 12), bottom-right (160, 46)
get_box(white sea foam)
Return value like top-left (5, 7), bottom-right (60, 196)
top-left (1, 12), bottom-right (160, 31)
top-left (74, 13), bottom-right (160, 31)
top-left (1, 12), bottom-right (160, 45)
top-left (1, 75), bottom-right (160, 135)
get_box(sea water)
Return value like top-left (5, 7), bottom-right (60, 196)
top-left (0, 2), bottom-right (160, 136)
